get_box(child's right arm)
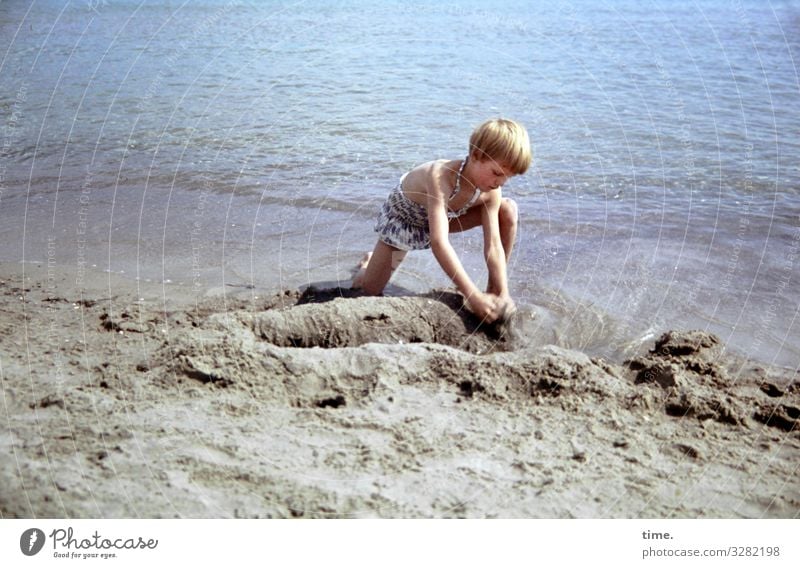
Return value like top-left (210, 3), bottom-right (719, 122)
top-left (426, 180), bottom-right (502, 322)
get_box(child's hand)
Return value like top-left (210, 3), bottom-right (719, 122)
top-left (496, 294), bottom-right (517, 320)
top-left (466, 292), bottom-right (507, 323)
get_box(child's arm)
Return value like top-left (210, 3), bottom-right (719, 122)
top-left (481, 193), bottom-right (510, 299)
top-left (426, 185), bottom-right (500, 321)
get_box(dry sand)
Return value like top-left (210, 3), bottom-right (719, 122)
top-left (1, 261), bottom-right (798, 518)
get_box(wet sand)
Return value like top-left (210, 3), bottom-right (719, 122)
top-left (1, 261), bottom-right (798, 518)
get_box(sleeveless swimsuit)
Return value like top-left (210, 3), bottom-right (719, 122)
top-left (374, 158), bottom-right (480, 251)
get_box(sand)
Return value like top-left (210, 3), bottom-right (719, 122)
top-left (1, 261), bottom-right (798, 518)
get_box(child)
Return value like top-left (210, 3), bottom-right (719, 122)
top-left (353, 118), bottom-right (531, 323)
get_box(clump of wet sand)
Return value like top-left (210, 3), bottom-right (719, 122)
top-left (1, 264), bottom-right (798, 518)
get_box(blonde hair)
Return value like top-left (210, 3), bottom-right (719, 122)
top-left (469, 118), bottom-right (532, 175)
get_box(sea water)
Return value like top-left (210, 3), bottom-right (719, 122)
top-left (0, 0), bottom-right (798, 367)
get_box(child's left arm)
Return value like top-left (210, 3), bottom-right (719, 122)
top-left (481, 192), bottom-right (509, 299)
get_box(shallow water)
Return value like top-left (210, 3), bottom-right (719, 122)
top-left (1, 0), bottom-right (798, 366)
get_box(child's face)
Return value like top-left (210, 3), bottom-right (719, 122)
top-left (473, 158), bottom-right (516, 191)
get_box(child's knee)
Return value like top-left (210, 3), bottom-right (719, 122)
top-left (361, 281), bottom-right (384, 296)
top-left (500, 197), bottom-right (518, 227)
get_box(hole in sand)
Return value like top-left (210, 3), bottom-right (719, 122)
top-left (316, 395), bottom-right (346, 409)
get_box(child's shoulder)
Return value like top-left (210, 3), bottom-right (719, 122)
top-left (407, 159), bottom-right (456, 192)
top-left (408, 159), bottom-right (450, 175)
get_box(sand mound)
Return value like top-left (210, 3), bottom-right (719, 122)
top-left (154, 291), bottom-right (798, 437)
top-left (224, 289), bottom-right (510, 353)
top-left (625, 330), bottom-right (799, 432)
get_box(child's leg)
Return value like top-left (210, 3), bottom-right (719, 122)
top-left (449, 198), bottom-right (518, 263)
top-left (487, 198), bottom-right (518, 295)
top-left (449, 198), bottom-right (518, 295)
top-left (352, 240), bottom-right (407, 295)
top-left (498, 197), bottom-right (518, 263)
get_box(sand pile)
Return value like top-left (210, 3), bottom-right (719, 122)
top-left (1, 267), bottom-right (798, 518)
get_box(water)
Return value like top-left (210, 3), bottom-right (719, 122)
top-left (1, 0), bottom-right (798, 367)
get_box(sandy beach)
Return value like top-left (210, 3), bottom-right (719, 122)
top-left (1, 260), bottom-right (797, 518)
top-left (1, 0), bottom-right (799, 528)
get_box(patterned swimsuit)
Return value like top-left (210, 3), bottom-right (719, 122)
top-left (374, 159), bottom-right (479, 251)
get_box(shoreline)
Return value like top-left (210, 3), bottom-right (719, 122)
top-left (1, 260), bottom-right (798, 518)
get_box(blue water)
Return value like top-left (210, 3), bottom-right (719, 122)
top-left (1, 0), bottom-right (798, 367)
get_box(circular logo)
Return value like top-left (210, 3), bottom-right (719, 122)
top-left (20, 528), bottom-right (45, 556)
